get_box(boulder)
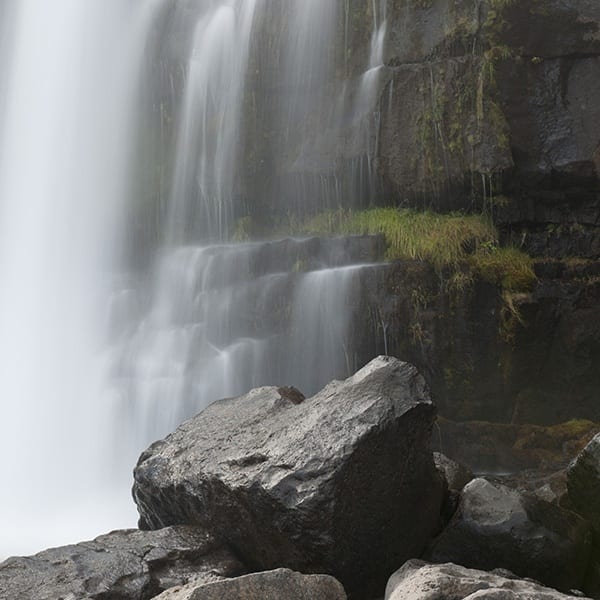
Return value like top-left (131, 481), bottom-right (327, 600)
top-left (133, 356), bottom-right (445, 599)
top-left (0, 526), bottom-right (244, 600)
top-left (568, 434), bottom-right (600, 597)
top-left (385, 559), bottom-right (591, 600)
top-left (433, 452), bottom-right (473, 491)
top-left (426, 478), bottom-right (591, 593)
top-left (152, 568), bottom-right (346, 600)
top-left (568, 433), bottom-right (600, 533)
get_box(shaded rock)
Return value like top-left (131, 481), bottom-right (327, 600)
top-left (568, 433), bottom-right (600, 533)
top-left (0, 526), bottom-right (244, 600)
top-left (499, 470), bottom-right (570, 508)
top-left (378, 56), bottom-right (513, 208)
top-left (435, 419), bottom-right (600, 474)
top-left (568, 434), bottom-right (600, 598)
top-left (133, 356), bottom-right (444, 599)
top-left (427, 478), bottom-right (591, 592)
top-left (385, 559), bottom-right (590, 600)
top-left (356, 256), bottom-right (600, 426)
top-left (434, 452), bottom-right (473, 491)
top-left (152, 568), bottom-right (346, 600)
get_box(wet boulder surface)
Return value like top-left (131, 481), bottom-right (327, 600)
top-left (433, 452), bottom-right (473, 491)
top-left (0, 526), bottom-right (244, 600)
top-left (133, 356), bottom-right (445, 599)
top-left (152, 568), bottom-right (347, 600)
top-left (426, 478), bottom-right (592, 593)
top-left (385, 560), bottom-right (591, 600)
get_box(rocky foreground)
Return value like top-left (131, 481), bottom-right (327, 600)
top-left (2, 356), bottom-right (600, 599)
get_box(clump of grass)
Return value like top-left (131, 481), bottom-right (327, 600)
top-left (279, 207), bottom-right (536, 293)
top-left (445, 270), bottom-right (476, 295)
top-left (470, 246), bottom-right (536, 291)
top-left (302, 207), bottom-right (497, 269)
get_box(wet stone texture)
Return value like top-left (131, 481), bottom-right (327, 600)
top-left (426, 478), bottom-right (592, 593)
top-left (0, 526), bottom-right (245, 600)
top-left (133, 356), bottom-right (445, 599)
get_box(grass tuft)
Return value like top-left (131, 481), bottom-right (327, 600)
top-left (302, 208), bottom-right (498, 269)
top-left (470, 246), bottom-right (536, 291)
top-left (275, 207), bottom-right (536, 293)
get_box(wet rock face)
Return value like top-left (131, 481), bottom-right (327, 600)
top-left (426, 478), bottom-right (592, 593)
top-left (0, 527), bottom-right (244, 600)
top-left (375, 0), bottom-right (600, 205)
top-left (355, 261), bottom-right (600, 425)
top-left (133, 356), bottom-right (444, 599)
top-left (152, 569), bottom-right (347, 600)
top-left (433, 452), bottom-right (473, 491)
top-left (378, 56), bottom-right (513, 209)
top-left (385, 559), bottom-right (592, 600)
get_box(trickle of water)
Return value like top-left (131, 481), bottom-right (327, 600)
top-left (167, 1), bottom-right (258, 243)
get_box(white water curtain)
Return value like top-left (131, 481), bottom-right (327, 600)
top-left (0, 0), bottom-right (160, 557)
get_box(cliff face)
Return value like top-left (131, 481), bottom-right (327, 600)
top-left (350, 260), bottom-right (600, 425)
top-left (257, 0), bottom-right (599, 425)
top-left (146, 0), bottom-right (600, 234)
top-left (378, 1), bottom-right (600, 201)
top-left (138, 1), bottom-right (599, 426)
top-left (239, 1), bottom-right (600, 245)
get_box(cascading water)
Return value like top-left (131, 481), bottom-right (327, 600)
top-left (110, 237), bottom-right (378, 447)
top-left (0, 0), bottom-right (164, 557)
top-left (112, 0), bottom-right (390, 447)
top-left (167, 0), bottom-right (258, 243)
top-left (0, 0), bottom-right (390, 558)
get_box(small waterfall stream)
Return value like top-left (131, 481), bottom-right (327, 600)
top-left (110, 239), bottom-right (377, 448)
top-left (167, 0), bottom-right (258, 243)
top-left (0, 0), bottom-right (390, 557)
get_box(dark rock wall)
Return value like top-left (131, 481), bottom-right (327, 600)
top-left (337, 0), bottom-right (600, 425)
top-left (348, 260), bottom-right (599, 424)
top-left (378, 1), bottom-right (600, 205)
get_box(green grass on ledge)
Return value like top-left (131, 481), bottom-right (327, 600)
top-left (470, 246), bottom-right (536, 291)
top-left (235, 207), bottom-right (536, 292)
top-left (297, 207), bottom-right (536, 292)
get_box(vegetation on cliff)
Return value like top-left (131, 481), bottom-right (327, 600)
top-left (264, 207), bottom-right (536, 292)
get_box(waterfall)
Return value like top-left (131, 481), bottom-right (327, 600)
top-left (0, 0), bottom-right (164, 557)
top-left (0, 0), bottom-right (390, 557)
top-left (167, 0), bottom-right (258, 243)
top-left (110, 240), bottom-right (373, 447)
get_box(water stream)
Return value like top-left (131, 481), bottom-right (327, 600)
top-left (0, 0), bottom-right (163, 557)
top-left (0, 0), bottom-right (389, 557)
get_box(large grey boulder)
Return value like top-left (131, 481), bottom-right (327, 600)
top-left (0, 526), bottom-right (244, 600)
top-left (385, 560), bottom-right (590, 600)
top-left (152, 568), bottom-right (346, 600)
top-left (427, 478), bottom-right (591, 593)
top-left (133, 356), bottom-right (445, 599)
